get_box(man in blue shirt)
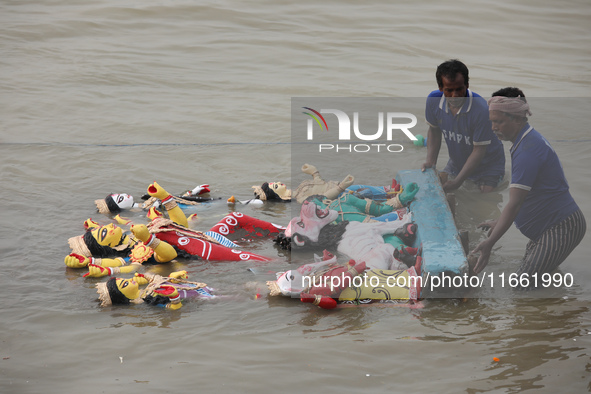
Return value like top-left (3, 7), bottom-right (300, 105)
top-left (472, 88), bottom-right (586, 289)
top-left (422, 60), bottom-right (505, 192)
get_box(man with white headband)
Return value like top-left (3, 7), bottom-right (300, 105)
top-left (472, 87), bottom-right (586, 289)
top-left (422, 59), bottom-right (505, 193)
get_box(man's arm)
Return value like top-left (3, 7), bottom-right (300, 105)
top-left (471, 187), bottom-right (529, 273)
top-left (442, 144), bottom-right (487, 192)
top-left (421, 125), bottom-right (442, 171)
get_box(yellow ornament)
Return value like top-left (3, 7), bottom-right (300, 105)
top-left (169, 270), bottom-right (188, 280)
top-left (84, 218), bottom-right (100, 230)
top-left (129, 243), bottom-right (154, 264)
top-left (114, 214), bottom-right (131, 225)
top-left (147, 207), bottom-right (163, 220)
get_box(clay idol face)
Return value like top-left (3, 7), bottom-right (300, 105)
top-left (91, 223), bottom-right (123, 247)
top-left (269, 182), bottom-right (287, 197)
top-left (285, 200), bottom-right (338, 247)
top-left (275, 270), bottom-right (304, 296)
top-left (110, 193), bottom-right (135, 210)
top-left (116, 278), bottom-right (140, 300)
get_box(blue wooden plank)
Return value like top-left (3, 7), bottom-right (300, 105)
top-left (396, 168), bottom-right (468, 276)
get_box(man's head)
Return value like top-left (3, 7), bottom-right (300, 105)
top-left (488, 87), bottom-right (530, 142)
top-left (436, 59), bottom-right (469, 109)
top-left (492, 87), bottom-right (526, 100)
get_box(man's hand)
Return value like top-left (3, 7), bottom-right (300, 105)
top-left (471, 239), bottom-right (493, 274)
top-left (442, 179), bottom-right (462, 192)
top-left (421, 161), bottom-right (435, 172)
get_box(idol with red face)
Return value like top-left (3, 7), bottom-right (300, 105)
top-left (285, 200), bottom-right (339, 247)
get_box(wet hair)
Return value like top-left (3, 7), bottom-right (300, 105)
top-left (260, 182), bottom-right (280, 200)
top-left (273, 232), bottom-right (291, 250)
top-left (143, 293), bottom-right (170, 306)
top-left (296, 195), bottom-right (348, 249)
top-left (106, 277), bottom-right (131, 305)
top-left (394, 223), bottom-right (418, 246)
top-left (491, 87), bottom-right (527, 101)
top-left (436, 59), bottom-right (469, 88)
top-left (83, 230), bottom-right (129, 258)
top-left (171, 246), bottom-right (198, 260)
top-left (292, 220), bottom-right (348, 250)
top-left (104, 195), bottom-right (122, 213)
top-left (274, 217), bottom-right (349, 251)
top-left (254, 182), bottom-right (291, 202)
top-left (315, 220), bottom-right (348, 249)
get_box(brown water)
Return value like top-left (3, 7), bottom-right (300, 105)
top-left (1, 1), bottom-right (590, 393)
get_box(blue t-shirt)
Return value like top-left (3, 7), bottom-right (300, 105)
top-left (425, 89), bottom-right (505, 180)
top-left (510, 124), bottom-right (578, 241)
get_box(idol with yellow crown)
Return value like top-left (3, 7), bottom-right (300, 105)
top-left (96, 270), bottom-right (214, 310)
top-left (65, 182), bottom-right (187, 272)
top-left (67, 182), bottom-right (286, 272)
